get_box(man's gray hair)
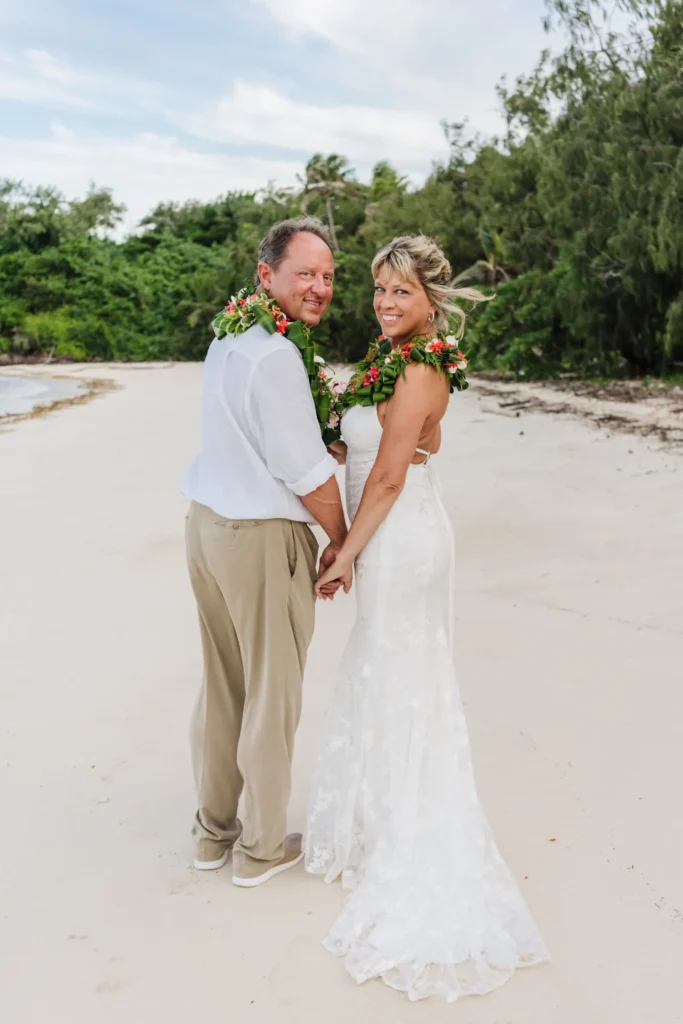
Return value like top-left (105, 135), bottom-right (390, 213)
top-left (257, 217), bottom-right (334, 275)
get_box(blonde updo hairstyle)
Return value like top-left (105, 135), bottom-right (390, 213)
top-left (371, 234), bottom-right (488, 339)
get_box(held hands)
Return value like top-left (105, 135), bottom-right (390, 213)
top-left (316, 543), bottom-right (353, 600)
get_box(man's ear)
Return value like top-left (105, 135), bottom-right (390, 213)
top-left (257, 261), bottom-right (272, 292)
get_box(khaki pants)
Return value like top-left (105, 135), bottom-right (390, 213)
top-left (185, 501), bottom-right (318, 878)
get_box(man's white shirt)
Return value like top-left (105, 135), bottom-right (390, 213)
top-left (181, 324), bottom-right (338, 522)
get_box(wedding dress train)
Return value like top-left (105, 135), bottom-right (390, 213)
top-left (305, 404), bottom-right (550, 1002)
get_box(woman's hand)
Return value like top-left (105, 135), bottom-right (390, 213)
top-left (315, 555), bottom-right (353, 598)
top-left (327, 441), bottom-right (347, 466)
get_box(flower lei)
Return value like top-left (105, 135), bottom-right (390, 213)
top-left (334, 334), bottom-right (469, 422)
top-left (211, 287), bottom-right (339, 444)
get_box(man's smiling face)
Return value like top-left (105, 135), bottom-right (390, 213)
top-left (258, 231), bottom-right (335, 326)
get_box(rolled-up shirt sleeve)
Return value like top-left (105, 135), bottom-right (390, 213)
top-left (248, 347), bottom-right (338, 496)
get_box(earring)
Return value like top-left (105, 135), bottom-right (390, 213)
top-left (427, 311), bottom-right (435, 323)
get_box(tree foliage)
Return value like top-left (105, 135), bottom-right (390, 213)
top-left (1, 0), bottom-right (681, 375)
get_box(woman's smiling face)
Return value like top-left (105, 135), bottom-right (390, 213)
top-left (373, 268), bottom-right (435, 345)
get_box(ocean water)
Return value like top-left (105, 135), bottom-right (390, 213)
top-left (0, 375), bottom-right (86, 417)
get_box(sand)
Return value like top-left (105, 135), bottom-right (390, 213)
top-left (1, 363), bottom-right (681, 1024)
top-left (474, 375), bottom-right (683, 446)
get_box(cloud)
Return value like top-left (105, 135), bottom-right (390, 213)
top-left (248, 0), bottom-right (552, 134)
top-left (0, 49), bottom-right (94, 108)
top-left (0, 48), bottom-right (161, 114)
top-left (49, 120), bottom-right (75, 140)
top-left (251, 0), bottom-right (429, 54)
top-left (174, 79), bottom-right (448, 170)
top-left (249, 0), bottom-right (464, 111)
top-left (251, 0), bottom-right (544, 71)
top-left (1, 125), bottom-right (303, 233)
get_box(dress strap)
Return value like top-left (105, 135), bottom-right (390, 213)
top-left (415, 447), bottom-right (431, 463)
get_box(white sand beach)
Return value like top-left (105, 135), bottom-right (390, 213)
top-left (1, 363), bottom-right (681, 1023)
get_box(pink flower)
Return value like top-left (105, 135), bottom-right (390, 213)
top-left (331, 380), bottom-right (348, 395)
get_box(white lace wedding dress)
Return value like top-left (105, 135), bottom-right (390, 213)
top-left (305, 404), bottom-right (550, 1002)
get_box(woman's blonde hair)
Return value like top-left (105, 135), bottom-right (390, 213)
top-left (371, 234), bottom-right (488, 338)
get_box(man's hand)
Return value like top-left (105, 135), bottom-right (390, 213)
top-left (316, 544), bottom-right (352, 600)
top-left (327, 441), bottom-right (347, 466)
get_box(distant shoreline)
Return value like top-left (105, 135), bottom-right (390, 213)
top-left (0, 372), bottom-right (116, 423)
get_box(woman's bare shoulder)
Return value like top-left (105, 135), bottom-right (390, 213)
top-left (394, 362), bottom-right (449, 406)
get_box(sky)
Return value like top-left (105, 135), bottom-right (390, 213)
top-left (0, 0), bottom-right (555, 233)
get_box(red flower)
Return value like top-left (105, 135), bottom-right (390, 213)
top-left (226, 302), bottom-right (236, 313)
top-left (401, 343), bottom-right (413, 359)
top-left (427, 339), bottom-right (447, 355)
top-left (362, 366), bottom-right (380, 387)
top-left (273, 310), bottom-right (289, 334)
top-left (239, 298), bottom-right (246, 307)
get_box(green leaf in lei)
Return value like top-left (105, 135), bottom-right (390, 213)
top-left (211, 286), bottom-right (339, 442)
top-left (337, 335), bottom-right (469, 416)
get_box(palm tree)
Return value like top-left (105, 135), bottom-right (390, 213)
top-left (453, 227), bottom-right (511, 288)
top-left (299, 154), bottom-right (357, 249)
top-left (368, 161), bottom-right (409, 203)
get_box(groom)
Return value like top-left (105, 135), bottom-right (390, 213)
top-left (181, 217), bottom-right (349, 886)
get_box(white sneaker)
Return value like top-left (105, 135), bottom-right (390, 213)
top-left (194, 847), bottom-right (230, 871)
top-left (232, 833), bottom-right (303, 888)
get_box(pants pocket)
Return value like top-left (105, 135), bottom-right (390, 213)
top-left (286, 523), bottom-right (298, 579)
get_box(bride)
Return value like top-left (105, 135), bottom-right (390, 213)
top-left (306, 235), bottom-right (550, 1002)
